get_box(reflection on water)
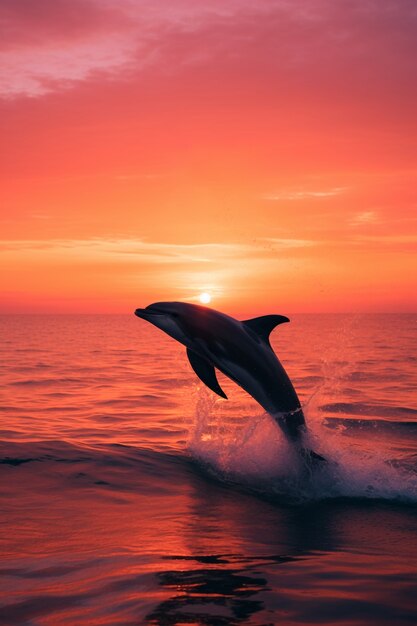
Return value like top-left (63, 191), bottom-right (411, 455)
top-left (147, 556), bottom-right (269, 626)
top-left (147, 501), bottom-right (417, 626)
top-left (0, 440), bottom-right (416, 625)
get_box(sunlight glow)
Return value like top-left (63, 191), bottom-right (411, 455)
top-left (199, 292), bottom-right (211, 304)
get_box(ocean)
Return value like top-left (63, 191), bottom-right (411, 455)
top-left (1, 313), bottom-right (416, 625)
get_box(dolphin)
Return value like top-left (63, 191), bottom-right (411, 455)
top-left (134, 302), bottom-right (325, 463)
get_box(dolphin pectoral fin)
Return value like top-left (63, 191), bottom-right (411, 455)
top-left (186, 348), bottom-right (228, 399)
top-left (242, 315), bottom-right (290, 343)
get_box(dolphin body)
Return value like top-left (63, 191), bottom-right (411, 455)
top-left (135, 302), bottom-right (325, 463)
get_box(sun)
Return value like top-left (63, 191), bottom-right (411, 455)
top-left (199, 292), bottom-right (211, 304)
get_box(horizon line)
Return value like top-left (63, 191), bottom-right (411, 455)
top-left (1, 311), bottom-right (415, 316)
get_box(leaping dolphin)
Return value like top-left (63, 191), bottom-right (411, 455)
top-left (135, 302), bottom-right (325, 463)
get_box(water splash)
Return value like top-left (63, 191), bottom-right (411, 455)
top-left (187, 389), bottom-right (417, 504)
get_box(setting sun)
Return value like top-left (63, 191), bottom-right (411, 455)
top-left (199, 292), bottom-right (212, 304)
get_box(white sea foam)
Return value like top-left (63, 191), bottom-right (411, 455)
top-left (187, 389), bottom-right (417, 504)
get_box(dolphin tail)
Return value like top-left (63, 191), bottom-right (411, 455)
top-left (271, 413), bottom-right (327, 464)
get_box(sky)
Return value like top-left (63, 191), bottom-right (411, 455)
top-left (1, 0), bottom-right (416, 315)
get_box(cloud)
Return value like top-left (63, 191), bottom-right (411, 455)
top-left (0, 0), bottom-right (137, 97)
top-left (263, 187), bottom-right (348, 201)
top-left (0, 0), bottom-right (275, 98)
top-left (0, 237), bottom-right (315, 263)
top-left (259, 238), bottom-right (317, 249)
top-left (1, 232), bottom-right (415, 312)
top-left (0, 0), bottom-right (116, 48)
top-left (1, 0), bottom-right (416, 99)
top-left (352, 234), bottom-right (417, 251)
top-left (0, 237), bottom-right (320, 306)
top-left (0, 37), bottom-right (138, 98)
top-left (349, 211), bottom-right (379, 226)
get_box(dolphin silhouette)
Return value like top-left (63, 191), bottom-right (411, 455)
top-left (135, 302), bottom-right (325, 463)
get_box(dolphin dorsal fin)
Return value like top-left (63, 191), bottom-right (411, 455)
top-left (242, 315), bottom-right (289, 343)
top-left (186, 348), bottom-right (228, 399)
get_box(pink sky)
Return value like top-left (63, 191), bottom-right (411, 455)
top-left (1, 0), bottom-right (416, 314)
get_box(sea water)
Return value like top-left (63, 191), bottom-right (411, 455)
top-left (0, 314), bottom-right (416, 624)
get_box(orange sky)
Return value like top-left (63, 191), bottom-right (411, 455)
top-left (1, 0), bottom-right (416, 315)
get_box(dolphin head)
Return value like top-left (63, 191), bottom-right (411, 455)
top-left (134, 301), bottom-right (202, 345)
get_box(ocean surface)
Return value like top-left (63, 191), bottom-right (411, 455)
top-left (0, 313), bottom-right (416, 625)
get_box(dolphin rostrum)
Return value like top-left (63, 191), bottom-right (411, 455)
top-left (135, 302), bottom-right (325, 463)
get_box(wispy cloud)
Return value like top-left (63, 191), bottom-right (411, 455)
top-left (1, 233), bottom-right (415, 312)
top-left (260, 237), bottom-right (317, 249)
top-left (263, 187), bottom-right (348, 201)
top-left (0, 36), bottom-right (138, 98)
top-left (0, 237), bottom-right (319, 306)
top-left (352, 234), bottom-right (417, 249)
top-left (0, 0), bottom-right (288, 98)
top-left (349, 211), bottom-right (379, 226)
top-left (0, 237), bottom-right (314, 264)
top-left (3, 0), bottom-right (416, 100)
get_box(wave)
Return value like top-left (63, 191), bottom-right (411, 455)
top-left (320, 402), bottom-right (417, 419)
top-left (10, 377), bottom-right (83, 387)
top-left (1, 389), bottom-right (417, 507)
top-left (324, 417), bottom-right (417, 433)
top-left (186, 392), bottom-right (417, 505)
top-left (0, 440), bottom-right (190, 500)
top-left (1, 433), bottom-right (416, 507)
